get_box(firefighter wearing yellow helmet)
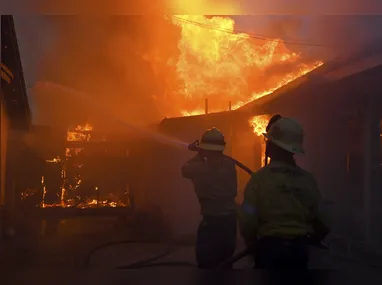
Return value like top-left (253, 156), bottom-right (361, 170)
top-left (182, 127), bottom-right (237, 269)
top-left (238, 115), bottom-right (330, 269)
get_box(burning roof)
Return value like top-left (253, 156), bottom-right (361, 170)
top-left (155, 15), bottom-right (325, 138)
top-left (166, 15), bottom-right (323, 117)
top-left (33, 15), bottom-right (323, 128)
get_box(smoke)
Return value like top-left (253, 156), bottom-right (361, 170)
top-left (31, 15), bottom-right (180, 127)
top-left (308, 16), bottom-right (382, 59)
top-left (234, 15), bottom-right (382, 61)
top-left (24, 14), bottom-right (382, 127)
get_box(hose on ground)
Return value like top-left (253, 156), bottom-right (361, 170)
top-left (84, 238), bottom-right (257, 270)
top-left (83, 240), bottom-right (174, 268)
top-left (84, 148), bottom-right (255, 269)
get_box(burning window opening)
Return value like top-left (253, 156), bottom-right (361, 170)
top-left (250, 115), bottom-right (271, 167)
top-left (19, 124), bottom-right (130, 209)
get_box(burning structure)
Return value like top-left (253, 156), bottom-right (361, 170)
top-left (17, 15), bottom-right (324, 237)
top-left (15, 123), bottom-right (133, 212)
top-left (151, 41), bottom-right (382, 249)
top-left (6, 14), bottom-right (381, 252)
top-left (27, 15), bottom-right (322, 213)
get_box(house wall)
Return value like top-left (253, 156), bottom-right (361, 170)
top-left (231, 128), bottom-right (261, 203)
top-left (132, 67), bottom-right (382, 245)
top-left (262, 66), bottom-right (382, 245)
top-left (0, 99), bottom-right (8, 206)
top-left (0, 98), bottom-right (9, 238)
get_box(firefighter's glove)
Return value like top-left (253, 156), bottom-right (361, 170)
top-left (188, 140), bottom-right (200, 152)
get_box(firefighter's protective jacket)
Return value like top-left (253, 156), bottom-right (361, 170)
top-left (181, 154), bottom-right (237, 216)
top-left (238, 161), bottom-right (329, 242)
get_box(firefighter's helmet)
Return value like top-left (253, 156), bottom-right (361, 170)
top-left (199, 127), bottom-right (226, 151)
top-left (263, 117), bottom-right (305, 155)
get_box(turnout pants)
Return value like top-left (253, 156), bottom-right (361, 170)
top-left (254, 236), bottom-right (309, 269)
top-left (196, 213), bottom-right (237, 269)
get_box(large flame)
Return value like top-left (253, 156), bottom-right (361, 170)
top-left (168, 15), bottom-right (323, 117)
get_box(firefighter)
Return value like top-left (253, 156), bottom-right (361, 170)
top-left (238, 115), bottom-right (330, 269)
top-left (182, 127), bottom-right (237, 269)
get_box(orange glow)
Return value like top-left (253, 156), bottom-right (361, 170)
top-left (250, 115), bottom-right (270, 137)
top-left (250, 115), bottom-right (270, 167)
top-left (66, 123), bottom-right (93, 141)
top-left (41, 176), bottom-right (47, 208)
top-left (37, 124), bottom-right (128, 209)
top-left (65, 123), bottom-right (93, 157)
top-left (168, 15), bottom-right (323, 116)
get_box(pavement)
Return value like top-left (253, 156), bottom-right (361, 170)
top-left (1, 232), bottom-right (382, 273)
top-left (1, 217), bottom-right (382, 273)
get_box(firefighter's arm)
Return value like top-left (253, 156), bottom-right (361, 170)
top-left (181, 154), bottom-right (205, 179)
top-left (238, 173), bottom-right (260, 244)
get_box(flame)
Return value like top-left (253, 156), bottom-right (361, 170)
top-left (46, 157), bottom-right (61, 163)
top-left (41, 176), bottom-right (47, 208)
top-left (33, 124), bottom-right (128, 209)
top-left (39, 199), bottom-right (124, 209)
top-left (66, 123), bottom-right (93, 157)
top-left (67, 123), bottom-right (93, 142)
top-left (250, 115), bottom-right (271, 167)
top-left (250, 115), bottom-right (270, 137)
top-left (167, 15), bottom-right (323, 116)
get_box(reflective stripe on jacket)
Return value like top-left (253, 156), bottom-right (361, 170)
top-left (238, 161), bottom-right (329, 242)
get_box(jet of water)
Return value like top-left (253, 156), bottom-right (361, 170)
top-left (34, 81), bottom-right (190, 149)
top-left (34, 81), bottom-right (254, 175)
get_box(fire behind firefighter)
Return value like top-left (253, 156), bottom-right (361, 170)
top-left (238, 115), bottom-right (330, 269)
top-left (181, 127), bottom-right (237, 269)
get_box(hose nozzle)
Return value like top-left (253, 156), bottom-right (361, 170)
top-left (188, 140), bottom-right (200, 151)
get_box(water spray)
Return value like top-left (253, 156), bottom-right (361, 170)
top-left (36, 81), bottom-right (254, 174)
top-left (35, 81), bottom-right (189, 149)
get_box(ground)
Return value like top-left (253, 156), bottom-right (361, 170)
top-left (1, 217), bottom-right (382, 276)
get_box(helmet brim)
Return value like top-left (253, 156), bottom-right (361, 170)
top-left (199, 143), bottom-right (225, 151)
top-left (263, 133), bottom-right (305, 155)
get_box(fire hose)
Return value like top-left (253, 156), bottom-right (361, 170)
top-left (84, 143), bottom-right (256, 269)
top-left (84, 141), bottom-right (328, 269)
top-left (187, 140), bottom-right (254, 175)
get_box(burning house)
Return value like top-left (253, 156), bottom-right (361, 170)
top-left (0, 15), bottom-right (32, 238)
top-left (245, 43), bottom-right (382, 248)
top-left (26, 16), bottom-right (322, 217)
top-left (150, 41), bottom-right (382, 249)
top-left (13, 14), bottom-right (381, 249)
top-left (16, 123), bottom-right (135, 214)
